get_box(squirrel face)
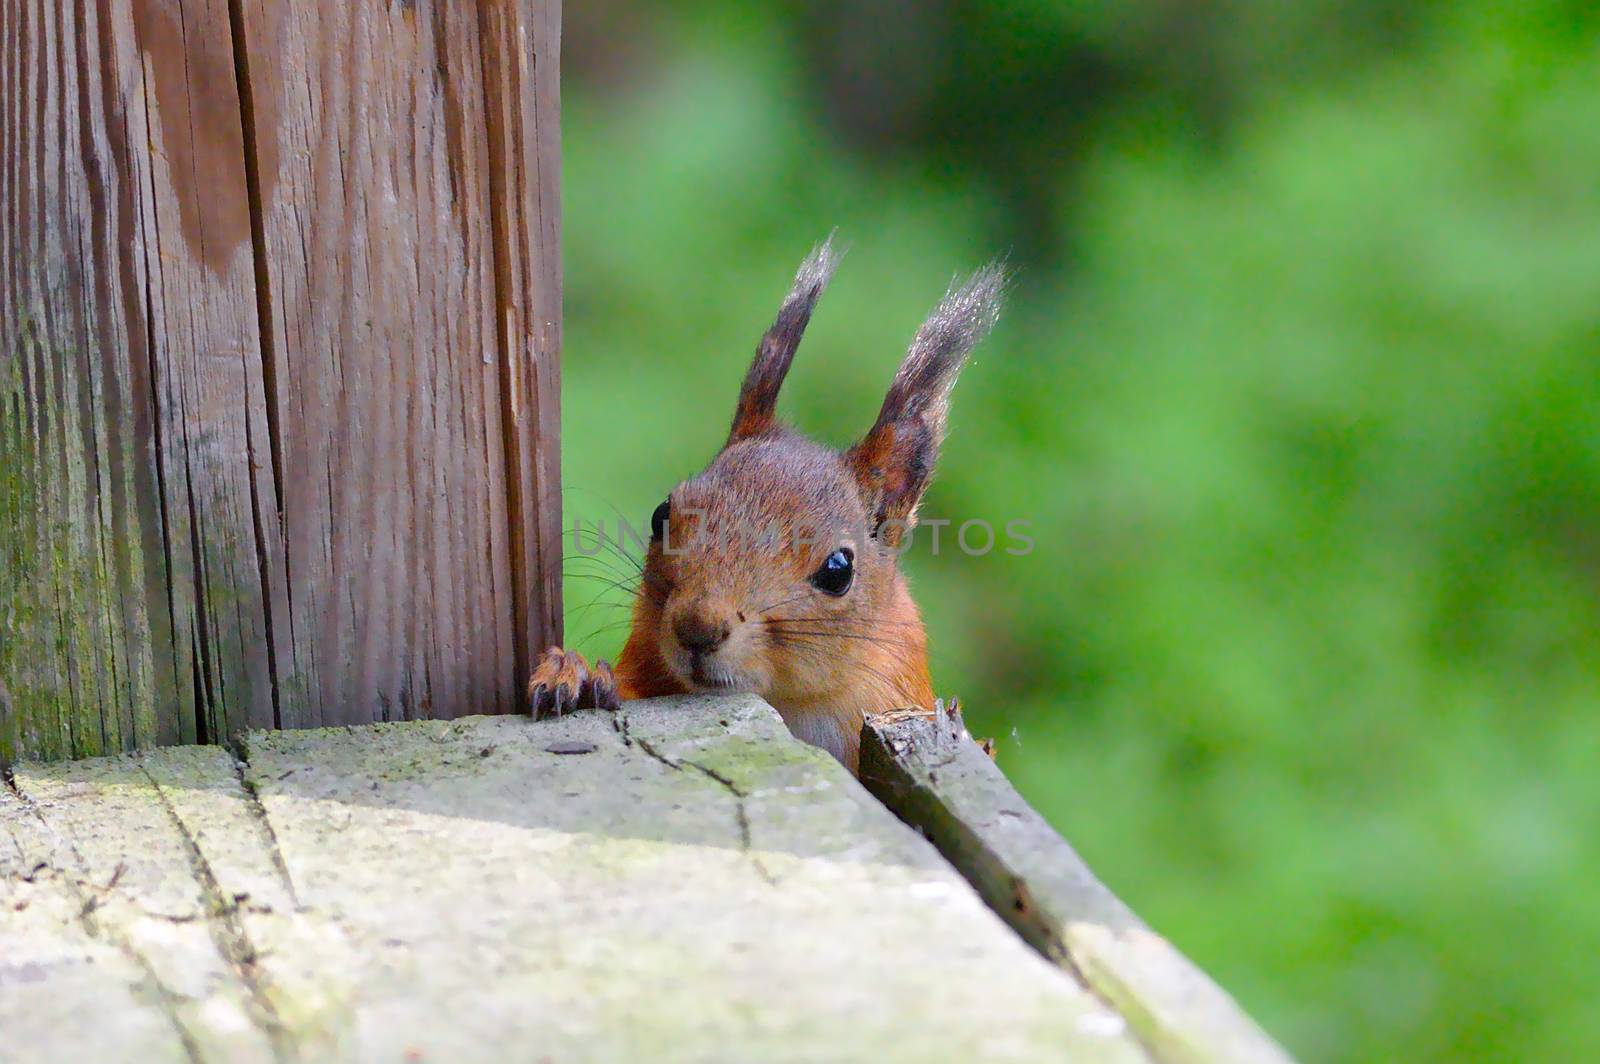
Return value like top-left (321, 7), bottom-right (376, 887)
top-left (620, 237), bottom-right (1005, 741)
top-left (642, 434), bottom-right (899, 704)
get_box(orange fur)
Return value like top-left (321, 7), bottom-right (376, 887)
top-left (527, 241), bottom-right (1003, 774)
top-left (609, 441), bottom-right (939, 771)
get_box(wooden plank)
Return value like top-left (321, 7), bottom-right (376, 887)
top-left (3, 695), bottom-right (1152, 1061)
top-left (2, 749), bottom-right (284, 1061)
top-left (2, 777), bottom-right (202, 1062)
top-left (860, 708), bottom-right (1294, 1064)
top-left (0, 0), bottom-right (279, 761)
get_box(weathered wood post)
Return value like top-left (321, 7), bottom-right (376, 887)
top-left (0, 0), bottom-right (562, 763)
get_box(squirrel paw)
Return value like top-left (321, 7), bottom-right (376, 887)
top-left (526, 647), bottom-right (620, 719)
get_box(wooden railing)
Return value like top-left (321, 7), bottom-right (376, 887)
top-left (1, 694), bottom-right (1293, 1062)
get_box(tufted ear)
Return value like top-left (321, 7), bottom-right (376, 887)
top-left (847, 263), bottom-right (1006, 544)
top-left (727, 236), bottom-right (842, 444)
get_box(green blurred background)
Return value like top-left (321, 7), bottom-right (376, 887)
top-left (558, 3), bottom-right (1600, 1059)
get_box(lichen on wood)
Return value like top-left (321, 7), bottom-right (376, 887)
top-left (2, 695), bottom-right (1151, 1062)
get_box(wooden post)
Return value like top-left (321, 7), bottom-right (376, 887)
top-left (0, 0), bottom-right (562, 763)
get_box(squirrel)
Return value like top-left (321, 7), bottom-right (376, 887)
top-left (528, 237), bottom-right (1005, 773)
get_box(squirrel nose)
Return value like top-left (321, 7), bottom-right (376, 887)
top-left (674, 613), bottom-right (731, 656)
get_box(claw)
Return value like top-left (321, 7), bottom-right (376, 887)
top-left (589, 660), bottom-right (620, 711)
top-left (526, 647), bottom-right (619, 718)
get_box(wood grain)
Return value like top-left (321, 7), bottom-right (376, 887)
top-left (479, 0), bottom-right (564, 696)
top-left (0, 0), bottom-right (563, 761)
top-left (0, 0), bottom-right (278, 761)
top-left (231, 0), bottom-right (561, 726)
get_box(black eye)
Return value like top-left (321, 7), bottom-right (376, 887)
top-left (650, 499), bottom-right (671, 542)
top-left (810, 548), bottom-right (854, 596)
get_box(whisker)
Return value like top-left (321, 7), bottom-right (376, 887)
top-left (761, 627), bottom-right (924, 647)
top-left (759, 629), bottom-right (926, 655)
top-left (562, 535), bottom-right (645, 575)
top-left (563, 560), bottom-right (642, 587)
top-left (562, 565), bottom-right (632, 583)
top-left (575, 619), bottom-right (638, 642)
top-left (563, 572), bottom-right (642, 598)
top-left (567, 597), bottom-right (633, 623)
top-left (754, 591), bottom-right (812, 615)
top-left (761, 615), bottom-right (923, 630)
top-left (765, 637), bottom-right (911, 695)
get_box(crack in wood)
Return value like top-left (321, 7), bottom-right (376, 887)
top-left (477, 0), bottom-right (563, 704)
top-left (478, 2), bottom-right (534, 706)
top-left (5, 770), bottom-right (205, 1063)
top-left (682, 760), bottom-right (777, 888)
top-left (616, 708), bottom-right (777, 887)
top-left (81, 909), bottom-right (209, 1064)
top-left (130, 67), bottom-right (189, 749)
top-left (225, 0), bottom-right (284, 735)
top-left (138, 763), bottom-right (297, 1062)
top-left (232, 737), bottom-right (301, 910)
top-left (12, 858), bottom-right (218, 925)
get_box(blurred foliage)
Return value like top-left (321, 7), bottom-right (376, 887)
top-left (559, 3), bottom-right (1600, 1059)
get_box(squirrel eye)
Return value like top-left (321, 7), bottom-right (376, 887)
top-left (810, 548), bottom-right (854, 596)
top-left (650, 499), bottom-right (671, 542)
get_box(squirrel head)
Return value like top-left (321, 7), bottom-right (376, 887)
top-left (633, 238), bottom-right (1006, 707)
